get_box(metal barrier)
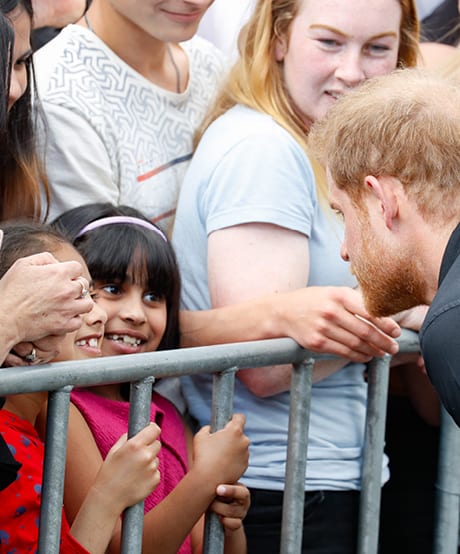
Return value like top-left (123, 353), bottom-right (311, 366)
top-left (0, 329), bottom-right (459, 553)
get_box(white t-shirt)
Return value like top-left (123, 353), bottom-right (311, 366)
top-left (34, 25), bottom-right (226, 232)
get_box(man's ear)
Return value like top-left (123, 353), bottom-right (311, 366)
top-left (364, 175), bottom-right (399, 230)
top-left (274, 34), bottom-right (288, 61)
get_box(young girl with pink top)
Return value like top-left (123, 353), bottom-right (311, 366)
top-left (0, 222), bottom-right (161, 554)
top-left (52, 203), bottom-right (251, 554)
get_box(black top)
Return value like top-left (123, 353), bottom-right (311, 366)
top-left (420, 223), bottom-right (460, 426)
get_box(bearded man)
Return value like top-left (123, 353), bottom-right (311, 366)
top-left (309, 68), bottom-right (460, 426)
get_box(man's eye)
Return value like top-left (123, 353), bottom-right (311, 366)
top-left (333, 209), bottom-right (344, 220)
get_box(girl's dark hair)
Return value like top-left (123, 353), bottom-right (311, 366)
top-left (0, 12), bottom-right (13, 146)
top-left (0, 220), bottom-right (69, 278)
top-left (52, 203), bottom-right (181, 354)
top-left (1, 0), bottom-right (50, 221)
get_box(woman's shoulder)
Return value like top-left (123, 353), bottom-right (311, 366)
top-left (207, 105), bottom-right (298, 143)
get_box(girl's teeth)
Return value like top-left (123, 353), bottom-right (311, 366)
top-left (76, 338), bottom-right (99, 348)
top-left (109, 334), bottom-right (141, 346)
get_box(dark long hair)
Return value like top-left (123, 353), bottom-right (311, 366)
top-left (1, 0), bottom-right (50, 221)
top-left (0, 12), bottom-right (13, 151)
top-left (52, 203), bottom-right (181, 353)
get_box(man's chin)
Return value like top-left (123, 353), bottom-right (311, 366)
top-left (362, 291), bottom-right (420, 319)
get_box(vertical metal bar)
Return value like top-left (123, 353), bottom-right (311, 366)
top-left (203, 367), bottom-right (237, 554)
top-left (38, 386), bottom-right (72, 554)
top-left (357, 355), bottom-right (391, 554)
top-left (280, 358), bottom-right (314, 554)
top-left (434, 407), bottom-right (460, 554)
top-left (121, 377), bottom-right (154, 554)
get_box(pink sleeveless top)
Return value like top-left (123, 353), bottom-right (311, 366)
top-left (71, 388), bottom-right (191, 554)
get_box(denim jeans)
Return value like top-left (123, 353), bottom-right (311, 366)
top-left (244, 488), bottom-right (360, 554)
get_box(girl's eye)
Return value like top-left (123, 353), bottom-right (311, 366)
top-left (143, 291), bottom-right (161, 303)
top-left (101, 284), bottom-right (121, 295)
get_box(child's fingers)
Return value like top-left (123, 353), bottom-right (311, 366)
top-left (109, 432), bottom-right (129, 453)
top-left (212, 483), bottom-right (251, 519)
top-left (219, 516), bottom-right (243, 532)
top-left (135, 422), bottom-right (161, 444)
top-left (215, 483), bottom-right (248, 499)
top-left (227, 413), bottom-right (246, 429)
top-left (210, 496), bottom-right (249, 520)
top-left (108, 422), bottom-right (161, 456)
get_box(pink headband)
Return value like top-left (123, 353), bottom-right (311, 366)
top-left (75, 216), bottom-right (167, 241)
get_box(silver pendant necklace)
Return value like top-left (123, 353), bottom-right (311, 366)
top-left (84, 11), bottom-right (93, 32)
top-left (166, 44), bottom-right (182, 94)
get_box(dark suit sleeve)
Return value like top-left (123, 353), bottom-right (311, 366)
top-left (421, 306), bottom-right (460, 426)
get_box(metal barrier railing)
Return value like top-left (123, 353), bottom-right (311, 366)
top-left (0, 329), bottom-right (458, 553)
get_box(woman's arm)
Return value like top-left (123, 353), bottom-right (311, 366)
top-left (207, 222), bottom-right (315, 396)
top-left (196, 222), bottom-right (395, 397)
top-left (179, 284), bottom-right (400, 372)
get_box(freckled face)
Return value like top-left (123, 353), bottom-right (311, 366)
top-left (274, 0), bottom-right (401, 125)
